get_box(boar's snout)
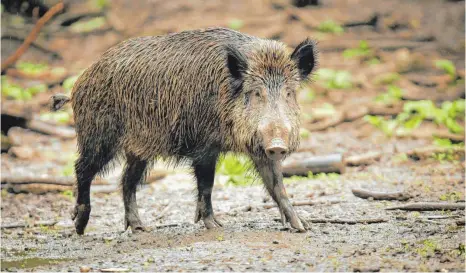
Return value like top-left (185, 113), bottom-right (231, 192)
top-left (260, 119), bottom-right (290, 161)
top-left (265, 139), bottom-right (288, 160)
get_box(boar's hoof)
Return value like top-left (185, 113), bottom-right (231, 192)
top-left (194, 202), bottom-right (223, 229)
top-left (71, 203), bottom-right (91, 235)
top-left (125, 218), bottom-right (147, 233)
top-left (203, 215), bottom-right (223, 229)
top-left (279, 206), bottom-right (309, 232)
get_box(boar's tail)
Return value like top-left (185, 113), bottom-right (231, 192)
top-left (50, 93), bottom-right (71, 111)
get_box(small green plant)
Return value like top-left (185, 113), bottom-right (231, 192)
top-left (434, 59), bottom-right (456, 81)
top-left (416, 239), bottom-right (439, 258)
top-left (375, 85), bottom-right (404, 105)
top-left (439, 191), bottom-right (462, 202)
top-left (316, 68), bottom-right (352, 89)
top-left (300, 128), bottom-right (311, 140)
top-left (216, 153), bottom-right (254, 186)
top-left (228, 19), bottom-right (244, 30)
top-left (373, 72), bottom-right (400, 85)
top-left (61, 190), bottom-right (74, 200)
top-left (70, 17), bottom-right (106, 33)
top-left (16, 62), bottom-right (49, 75)
top-left (392, 153), bottom-right (408, 163)
top-left (366, 99), bottom-right (465, 136)
top-left (89, 0), bottom-right (109, 10)
top-left (343, 40), bottom-right (372, 59)
top-left (62, 71), bottom-right (85, 93)
top-left (317, 20), bottom-right (344, 34)
top-left (216, 234), bottom-right (224, 241)
top-left (1, 76), bottom-right (47, 100)
top-left (433, 137), bottom-right (464, 148)
top-left (284, 171), bottom-right (339, 183)
top-left (39, 111), bottom-right (71, 125)
top-left (364, 115), bottom-right (398, 137)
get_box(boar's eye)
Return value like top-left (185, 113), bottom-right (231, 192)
top-left (255, 91), bottom-right (261, 98)
top-left (286, 91), bottom-right (291, 97)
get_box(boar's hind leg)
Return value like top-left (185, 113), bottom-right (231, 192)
top-left (72, 149), bottom-right (115, 235)
top-left (253, 158), bottom-right (310, 232)
top-left (193, 155), bottom-right (223, 229)
top-left (122, 153), bottom-right (149, 233)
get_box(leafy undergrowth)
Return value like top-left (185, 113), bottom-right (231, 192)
top-left (1, 76), bottom-right (48, 101)
top-left (215, 153), bottom-right (255, 186)
top-left (365, 99), bottom-right (465, 137)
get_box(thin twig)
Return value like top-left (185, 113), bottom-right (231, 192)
top-left (386, 202), bottom-right (465, 211)
top-left (154, 202), bottom-right (173, 220)
top-left (345, 152), bottom-right (383, 166)
top-left (1, 220), bottom-right (57, 229)
top-left (307, 218), bottom-right (388, 224)
top-left (1, 2), bottom-right (65, 71)
top-left (263, 200), bottom-right (340, 209)
top-left (352, 188), bottom-right (411, 201)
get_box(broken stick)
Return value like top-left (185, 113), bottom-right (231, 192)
top-left (1, 2), bottom-right (64, 71)
top-left (1, 220), bottom-right (57, 229)
top-left (27, 119), bottom-right (76, 139)
top-left (352, 188), bottom-right (410, 201)
top-left (345, 151), bottom-right (382, 166)
top-left (282, 154), bottom-right (345, 176)
top-left (263, 200), bottom-right (340, 209)
top-left (306, 218), bottom-right (388, 224)
top-left (386, 202), bottom-right (465, 211)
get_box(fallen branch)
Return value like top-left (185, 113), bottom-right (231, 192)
top-left (352, 188), bottom-right (411, 201)
top-left (406, 146), bottom-right (465, 161)
top-left (1, 220), bottom-right (57, 229)
top-left (1, 2), bottom-right (64, 71)
top-left (27, 119), bottom-right (76, 139)
top-left (345, 151), bottom-right (382, 166)
top-left (306, 111), bottom-right (345, 131)
top-left (2, 183), bottom-right (71, 194)
top-left (282, 154), bottom-right (345, 176)
top-left (386, 202), bottom-right (465, 211)
top-left (154, 202), bottom-right (173, 220)
top-left (1, 175), bottom-right (74, 185)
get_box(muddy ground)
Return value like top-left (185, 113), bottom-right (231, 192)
top-left (1, 0), bottom-right (465, 272)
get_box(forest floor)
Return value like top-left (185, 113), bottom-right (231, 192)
top-left (1, 0), bottom-right (465, 272)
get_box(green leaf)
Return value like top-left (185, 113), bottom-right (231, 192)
top-left (373, 72), bottom-right (400, 85)
top-left (16, 62), bottom-right (49, 75)
top-left (403, 115), bottom-right (423, 130)
top-left (435, 59), bottom-right (456, 79)
top-left (228, 19), bottom-right (244, 30)
top-left (317, 20), bottom-right (344, 34)
top-left (70, 17), bottom-right (106, 33)
top-left (62, 74), bottom-right (81, 92)
top-left (300, 128), bottom-right (311, 139)
top-left (39, 112), bottom-right (71, 125)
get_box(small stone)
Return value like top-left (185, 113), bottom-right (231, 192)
top-left (80, 266), bottom-right (91, 272)
top-left (273, 240), bottom-right (279, 244)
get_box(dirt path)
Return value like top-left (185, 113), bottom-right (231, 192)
top-left (1, 134), bottom-right (465, 271)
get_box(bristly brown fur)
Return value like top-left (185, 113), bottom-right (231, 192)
top-left (69, 27), bottom-right (317, 175)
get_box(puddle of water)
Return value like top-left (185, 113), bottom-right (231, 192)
top-left (1, 257), bottom-right (72, 270)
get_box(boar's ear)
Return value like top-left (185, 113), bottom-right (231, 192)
top-left (291, 39), bottom-right (318, 81)
top-left (225, 45), bottom-right (248, 96)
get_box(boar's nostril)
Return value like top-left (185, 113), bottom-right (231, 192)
top-left (265, 146), bottom-right (288, 160)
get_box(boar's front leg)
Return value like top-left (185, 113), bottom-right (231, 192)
top-left (193, 155), bottom-right (223, 229)
top-left (253, 158), bottom-right (310, 232)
